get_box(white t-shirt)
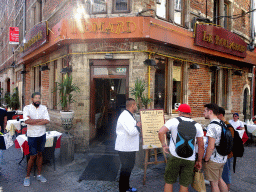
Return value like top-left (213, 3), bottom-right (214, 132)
top-left (228, 119), bottom-right (244, 130)
top-left (23, 104), bottom-right (50, 137)
top-left (164, 116), bottom-right (204, 161)
top-left (206, 119), bottom-right (227, 164)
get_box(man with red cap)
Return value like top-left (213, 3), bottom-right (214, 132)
top-left (158, 104), bottom-right (204, 192)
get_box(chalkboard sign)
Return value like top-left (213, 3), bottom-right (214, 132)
top-left (140, 109), bottom-right (165, 149)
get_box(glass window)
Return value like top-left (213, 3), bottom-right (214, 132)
top-left (174, 0), bottom-right (182, 25)
top-left (53, 60), bottom-right (58, 109)
top-left (172, 61), bottom-right (182, 111)
top-left (222, 69), bottom-right (228, 108)
top-left (211, 70), bottom-right (219, 103)
top-left (113, 0), bottom-right (130, 13)
top-left (213, 0), bottom-right (219, 25)
top-left (92, 0), bottom-right (107, 14)
top-left (156, 0), bottom-right (167, 19)
top-left (154, 60), bottom-right (166, 109)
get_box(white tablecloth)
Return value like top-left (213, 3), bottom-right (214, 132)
top-left (246, 124), bottom-right (256, 136)
top-left (6, 119), bottom-right (25, 136)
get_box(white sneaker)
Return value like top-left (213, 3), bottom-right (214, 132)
top-left (204, 179), bottom-right (210, 185)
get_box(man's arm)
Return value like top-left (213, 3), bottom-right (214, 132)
top-left (158, 125), bottom-right (170, 154)
top-left (204, 137), bottom-right (215, 161)
top-left (195, 137), bottom-right (204, 170)
top-left (25, 117), bottom-right (49, 125)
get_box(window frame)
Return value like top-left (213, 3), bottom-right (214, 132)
top-left (112, 0), bottom-right (131, 14)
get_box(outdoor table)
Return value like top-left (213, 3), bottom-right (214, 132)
top-left (14, 131), bottom-right (62, 155)
top-left (236, 129), bottom-right (248, 144)
top-left (6, 119), bottom-right (25, 136)
top-left (245, 124), bottom-right (256, 136)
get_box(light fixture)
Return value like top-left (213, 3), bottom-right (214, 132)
top-left (10, 61), bottom-right (15, 68)
top-left (209, 66), bottom-right (220, 71)
top-left (189, 64), bottom-right (200, 69)
top-left (233, 70), bottom-right (242, 76)
top-left (105, 53), bottom-right (113, 59)
top-left (40, 65), bottom-right (50, 71)
top-left (144, 59), bottom-right (158, 68)
top-left (20, 70), bottom-right (27, 74)
top-left (60, 67), bottom-right (72, 74)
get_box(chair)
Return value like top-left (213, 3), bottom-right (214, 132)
top-left (15, 121), bottom-right (27, 136)
top-left (43, 136), bottom-right (58, 171)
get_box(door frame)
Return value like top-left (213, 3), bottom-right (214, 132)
top-left (89, 59), bottom-right (129, 140)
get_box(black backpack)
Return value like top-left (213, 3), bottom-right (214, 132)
top-left (172, 117), bottom-right (197, 158)
top-left (210, 121), bottom-right (233, 156)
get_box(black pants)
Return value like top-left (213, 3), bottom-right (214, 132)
top-left (118, 151), bottom-right (136, 192)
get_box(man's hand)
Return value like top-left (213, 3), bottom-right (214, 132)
top-left (162, 145), bottom-right (170, 154)
top-left (194, 161), bottom-right (202, 170)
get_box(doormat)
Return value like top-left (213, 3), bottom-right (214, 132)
top-left (78, 154), bottom-right (120, 182)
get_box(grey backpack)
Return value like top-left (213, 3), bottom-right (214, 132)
top-left (172, 117), bottom-right (197, 158)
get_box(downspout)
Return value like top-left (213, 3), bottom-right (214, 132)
top-left (251, 66), bottom-right (255, 117)
top-left (22, 0), bottom-right (26, 108)
top-left (148, 54), bottom-right (151, 108)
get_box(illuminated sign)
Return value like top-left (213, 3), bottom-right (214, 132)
top-left (194, 24), bottom-right (247, 58)
top-left (19, 22), bottom-right (48, 58)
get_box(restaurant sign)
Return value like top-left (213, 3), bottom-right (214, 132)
top-left (194, 24), bottom-right (247, 58)
top-left (19, 21), bottom-right (48, 58)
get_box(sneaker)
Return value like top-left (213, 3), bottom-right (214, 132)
top-left (205, 179), bottom-right (210, 185)
top-left (36, 175), bottom-right (47, 183)
top-left (24, 177), bottom-right (30, 187)
top-left (126, 188), bottom-right (137, 192)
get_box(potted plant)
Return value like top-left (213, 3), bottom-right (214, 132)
top-left (10, 87), bottom-right (20, 110)
top-left (57, 75), bottom-right (80, 121)
top-left (130, 78), bottom-right (152, 109)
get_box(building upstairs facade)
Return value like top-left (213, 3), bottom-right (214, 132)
top-left (0, 0), bottom-right (256, 151)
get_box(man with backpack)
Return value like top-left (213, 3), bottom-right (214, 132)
top-left (203, 103), bottom-right (229, 192)
top-left (158, 104), bottom-right (204, 192)
top-left (217, 107), bottom-right (235, 191)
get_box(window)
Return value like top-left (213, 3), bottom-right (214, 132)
top-left (92, 0), bottom-right (107, 14)
top-left (156, 0), bottom-right (186, 26)
top-left (241, 10), bottom-right (246, 28)
top-left (211, 70), bottom-right (219, 103)
top-left (214, 0), bottom-right (230, 29)
top-left (154, 60), bottom-right (166, 109)
top-left (222, 69), bottom-right (228, 108)
top-left (16, 71), bottom-right (22, 82)
top-left (113, 0), bottom-right (130, 13)
top-left (53, 60), bottom-right (58, 109)
top-left (172, 61), bottom-right (183, 111)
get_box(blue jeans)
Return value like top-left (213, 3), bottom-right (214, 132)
top-left (222, 157), bottom-right (232, 184)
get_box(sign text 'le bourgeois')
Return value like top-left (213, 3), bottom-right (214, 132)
top-left (195, 24), bottom-right (247, 58)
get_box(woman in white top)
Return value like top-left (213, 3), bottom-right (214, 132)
top-left (229, 113), bottom-right (245, 130)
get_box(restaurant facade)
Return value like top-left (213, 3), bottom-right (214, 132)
top-left (1, 0), bottom-right (256, 151)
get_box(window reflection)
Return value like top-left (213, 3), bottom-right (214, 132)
top-left (154, 61), bottom-right (165, 109)
top-left (172, 61), bottom-right (182, 110)
top-left (92, 0), bottom-right (106, 13)
top-left (174, 0), bottom-right (182, 24)
top-left (156, 0), bottom-right (167, 19)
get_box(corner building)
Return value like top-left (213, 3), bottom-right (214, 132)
top-left (0, 0), bottom-right (256, 151)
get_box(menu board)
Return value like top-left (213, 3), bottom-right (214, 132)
top-left (140, 109), bottom-right (165, 149)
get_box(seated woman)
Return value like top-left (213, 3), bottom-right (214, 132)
top-left (229, 113), bottom-right (245, 130)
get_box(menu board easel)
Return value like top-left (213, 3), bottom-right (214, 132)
top-left (140, 109), bottom-right (167, 185)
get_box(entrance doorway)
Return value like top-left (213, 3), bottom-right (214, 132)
top-left (89, 59), bottom-right (129, 144)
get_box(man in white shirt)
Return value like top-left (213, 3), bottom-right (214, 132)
top-left (158, 104), bottom-right (204, 192)
top-left (203, 103), bottom-right (228, 192)
top-left (115, 98), bottom-right (141, 192)
top-left (23, 92), bottom-right (50, 187)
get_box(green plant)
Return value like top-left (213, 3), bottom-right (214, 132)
top-left (4, 92), bottom-right (11, 107)
top-left (130, 78), bottom-right (152, 109)
top-left (10, 88), bottom-right (20, 110)
top-left (141, 95), bottom-right (152, 109)
top-left (57, 75), bottom-right (80, 112)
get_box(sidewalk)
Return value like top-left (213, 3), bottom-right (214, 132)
top-left (0, 143), bottom-right (255, 191)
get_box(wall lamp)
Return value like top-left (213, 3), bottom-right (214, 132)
top-left (233, 70), bottom-right (242, 76)
top-left (61, 67), bottom-right (72, 74)
top-left (20, 70), bottom-right (27, 74)
top-left (40, 65), bottom-right (50, 71)
top-left (209, 66), bottom-right (220, 71)
top-left (144, 59), bottom-right (158, 68)
top-left (189, 64), bottom-right (200, 69)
